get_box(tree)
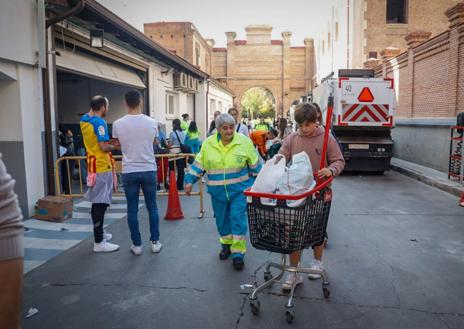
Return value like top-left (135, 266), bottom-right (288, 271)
top-left (241, 87), bottom-right (275, 120)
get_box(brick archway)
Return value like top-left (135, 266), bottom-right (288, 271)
top-left (234, 85), bottom-right (280, 118)
top-left (211, 25), bottom-right (314, 118)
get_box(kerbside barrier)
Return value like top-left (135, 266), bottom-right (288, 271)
top-left (54, 154), bottom-right (205, 219)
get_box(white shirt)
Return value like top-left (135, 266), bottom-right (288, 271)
top-left (112, 114), bottom-right (158, 174)
top-left (236, 123), bottom-right (250, 137)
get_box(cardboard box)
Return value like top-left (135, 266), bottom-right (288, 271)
top-left (34, 196), bottom-right (73, 222)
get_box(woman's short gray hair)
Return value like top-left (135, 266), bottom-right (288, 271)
top-left (215, 113), bottom-right (235, 129)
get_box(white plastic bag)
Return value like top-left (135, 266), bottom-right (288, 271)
top-left (275, 152), bottom-right (315, 207)
top-left (251, 156), bottom-right (286, 205)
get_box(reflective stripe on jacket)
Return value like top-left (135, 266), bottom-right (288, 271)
top-left (185, 132), bottom-right (261, 199)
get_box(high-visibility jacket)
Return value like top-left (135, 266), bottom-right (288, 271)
top-left (185, 132), bottom-right (262, 199)
top-left (186, 130), bottom-right (201, 140)
top-left (181, 120), bottom-right (189, 131)
top-left (254, 122), bottom-right (270, 131)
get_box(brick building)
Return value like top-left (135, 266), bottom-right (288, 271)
top-left (144, 23), bottom-right (315, 116)
top-left (144, 22), bottom-right (213, 75)
top-left (316, 0), bottom-right (460, 82)
top-left (370, 1), bottom-right (464, 172)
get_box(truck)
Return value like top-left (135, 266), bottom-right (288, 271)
top-left (311, 69), bottom-right (396, 172)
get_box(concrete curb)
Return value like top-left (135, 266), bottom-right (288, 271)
top-left (390, 159), bottom-right (463, 197)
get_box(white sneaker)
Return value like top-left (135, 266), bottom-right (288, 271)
top-left (103, 232), bottom-right (112, 241)
top-left (307, 260), bottom-right (323, 280)
top-left (151, 241), bottom-right (162, 253)
top-left (93, 241), bottom-right (120, 253)
top-left (282, 273), bottom-right (303, 291)
top-left (130, 245), bottom-right (142, 256)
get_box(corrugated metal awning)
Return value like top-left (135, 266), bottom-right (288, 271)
top-left (56, 49), bottom-right (145, 89)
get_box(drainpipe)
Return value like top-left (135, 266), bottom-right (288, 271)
top-left (193, 93), bottom-right (196, 122)
top-left (206, 79), bottom-right (210, 133)
top-left (43, 0), bottom-right (85, 194)
top-left (347, 0), bottom-right (350, 68)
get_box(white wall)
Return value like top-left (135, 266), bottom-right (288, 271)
top-left (315, 0), bottom-right (356, 83)
top-left (0, 0), bottom-right (42, 66)
top-left (207, 82), bottom-right (234, 130)
top-left (196, 82), bottom-right (208, 138)
top-left (0, 0), bottom-right (46, 216)
top-left (18, 65), bottom-right (45, 216)
top-left (0, 61), bottom-right (45, 216)
top-left (150, 64), bottom-right (206, 136)
top-left (0, 71), bottom-right (23, 141)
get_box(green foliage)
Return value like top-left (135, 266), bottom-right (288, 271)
top-left (241, 87), bottom-right (275, 119)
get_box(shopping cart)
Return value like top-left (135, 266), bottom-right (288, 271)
top-left (244, 177), bottom-right (333, 323)
top-left (243, 96), bottom-right (336, 323)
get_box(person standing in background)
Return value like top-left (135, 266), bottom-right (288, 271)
top-left (80, 95), bottom-right (119, 253)
top-left (181, 113), bottom-right (190, 132)
top-left (168, 119), bottom-right (187, 190)
top-left (228, 107), bottom-right (249, 137)
top-left (112, 90), bottom-right (162, 255)
top-left (185, 121), bottom-right (202, 154)
top-left (208, 110), bottom-right (221, 136)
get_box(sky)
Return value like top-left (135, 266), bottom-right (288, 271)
top-left (97, 0), bottom-right (332, 47)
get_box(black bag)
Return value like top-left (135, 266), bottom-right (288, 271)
top-left (174, 130), bottom-right (192, 154)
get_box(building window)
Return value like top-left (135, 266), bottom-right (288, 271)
top-left (210, 99), bottom-right (216, 115)
top-left (195, 43), bottom-right (201, 67)
top-left (387, 0), bottom-right (408, 24)
top-left (328, 32), bottom-right (331, 50)
top-left (368, 51), bottom-right (378, 59)
top-left (322, 40), bottom-right (325, 55)
top-left (218, 101), bottom-right (223, 112)
top-left (166, 93), bottom-right (175, 116)
top-left (335, 22), bottom-right (339, 41)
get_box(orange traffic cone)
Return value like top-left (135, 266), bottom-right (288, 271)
top-left (460, 193), bottom-right (464, 207)
top-left (165, 170), bottom-right (184, 220)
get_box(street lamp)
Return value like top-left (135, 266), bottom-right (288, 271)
top-left (90, 28), bottom-right (104, 48)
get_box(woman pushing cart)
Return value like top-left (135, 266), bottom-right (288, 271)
top-left (244, 100), bottom-right (344, 323)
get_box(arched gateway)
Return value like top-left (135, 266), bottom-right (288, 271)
top-left (211, 25), bottom-right (315, 116)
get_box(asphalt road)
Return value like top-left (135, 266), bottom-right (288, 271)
top-left (22, 171), bottom-right (464, 329)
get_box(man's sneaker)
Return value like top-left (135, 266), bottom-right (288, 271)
top-left (232, 257), bottom-right (244, 271)
top-left (151, 241), bottom-right (162, 253)
top-left (307, 260), bottom-right (323, 280)
top-left (219, 244), bottom-right (231, 260)
top-left (282, 273), bottom-right (303, 291)
top-left (130, 245), bottom-right (142, 256)
top-left (93, 241), bottom-right (120, 253)
top-left (103, 232), bottom-right (112, 241)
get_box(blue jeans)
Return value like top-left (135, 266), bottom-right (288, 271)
top-left (122, 171), bottom-right (160, 246)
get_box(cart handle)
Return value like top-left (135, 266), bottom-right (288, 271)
top-left (244, 176), bottom-right (333, 200)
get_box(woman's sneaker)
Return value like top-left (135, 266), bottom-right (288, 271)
top-left (151, 241), bottom-right (162, 253)
top-left (282, 273), bottom-right (303, 291)
top-left (93, 241), bottom-right (120, 253)
top-left (130, 245), bottom-right (142, 255)
top-left (307, 260), bottom-right (323, 280)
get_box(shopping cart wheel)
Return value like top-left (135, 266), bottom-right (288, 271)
top-left (323, 287), bottom-right (330, 299)
top-left (263, 271), bottom-right (272, 282)
top-left (322, 282), bottom-right (330, 298)
top-left (250, 300), bottom-right (261, 315)
top-left (285, 309), bottom-right (294, 324)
